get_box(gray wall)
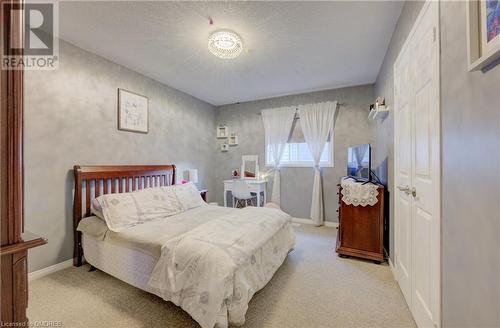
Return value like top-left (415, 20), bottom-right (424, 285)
top-left (440, 1), bottom-right (500, 326)
top-left (24, 41), bottom-right (217, 272)
top-left (374, 0), bottom-right (500, 326)
top-left (373, 0), bottom-right (424, 261)
top-left (214, 85), bottom-right (375, 223)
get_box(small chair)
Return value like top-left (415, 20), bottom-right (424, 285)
top-left (232, 180), bottom-right (257, 208)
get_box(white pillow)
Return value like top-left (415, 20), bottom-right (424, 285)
top-left (94, 187), bottom-right (183, 232)
top-left (166, 182), bottom-right (206, 211)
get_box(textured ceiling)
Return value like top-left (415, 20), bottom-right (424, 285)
top-left (59, 1), bottom-right (403, 106)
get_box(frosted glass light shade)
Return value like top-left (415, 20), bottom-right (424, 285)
top-left (208, 29), bottom-right (243, 59)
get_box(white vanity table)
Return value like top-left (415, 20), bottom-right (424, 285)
top-left (224, 155), bottom-right (267, 207)
top-left (223, 179), bottom-right (267, 207)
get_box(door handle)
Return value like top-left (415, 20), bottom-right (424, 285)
top-left (397, 185), bottom-right (411, 195)
top-left (397, 185), bottom-right (417, 197)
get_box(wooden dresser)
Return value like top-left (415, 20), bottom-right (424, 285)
top-left (335, 183), bottom-right (385, 263)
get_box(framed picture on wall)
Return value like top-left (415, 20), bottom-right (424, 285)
top-left (118, 88), bottom-right (149, 133)
top-left (467, 0), bottom-right (500, 71)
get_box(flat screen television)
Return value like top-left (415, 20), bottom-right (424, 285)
top-left (347, 144), bottom-right (371, 181)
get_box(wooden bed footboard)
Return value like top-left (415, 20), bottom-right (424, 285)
top-left (73, 165), bottom-right (176, 267)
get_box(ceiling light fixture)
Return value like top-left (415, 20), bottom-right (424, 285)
top-left (208, 29), bottom-right (243, 59)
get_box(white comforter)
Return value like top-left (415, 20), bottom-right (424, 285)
top-left (147, 206), bottom-right (295, 328)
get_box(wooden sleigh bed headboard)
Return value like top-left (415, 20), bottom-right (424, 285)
top-left (73, 165), bottom-right (176, 267)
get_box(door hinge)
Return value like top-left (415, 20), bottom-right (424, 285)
top-left (433, 27), bottom-right (437, 42)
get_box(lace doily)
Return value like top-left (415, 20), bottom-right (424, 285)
top-left (340, 177), bottom-right (379, 206)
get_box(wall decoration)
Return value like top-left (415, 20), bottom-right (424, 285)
top-left (487, 0), bottom-right (500, 41)
top-left (217, 125), bottom-right (229, 138)
top-left (118, 88), bottom-right (149, 133)
top-left (229, 133), bottom-right (238, 146)
top-left (467, 0), bottom-right (500, 71)
top-left (368, 96), bottom-right (390, 120)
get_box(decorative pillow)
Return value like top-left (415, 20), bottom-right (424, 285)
top-left (166, 182), bottom-right (206, 211)
top-left (94, 187), bottom-right (183, 232)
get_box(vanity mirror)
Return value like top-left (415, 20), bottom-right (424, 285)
top-left (241, 155), bottom-right (259, 179)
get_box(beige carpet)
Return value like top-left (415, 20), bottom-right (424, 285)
top-left (28, 225), bottom-right (416, 328)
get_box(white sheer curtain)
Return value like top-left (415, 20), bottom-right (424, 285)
top-left (298, 101), bottom-right (337, 226)
top-left (261, 107), bottom-right (296, 205)
top-left (353, 146), bottom-right (368, 174)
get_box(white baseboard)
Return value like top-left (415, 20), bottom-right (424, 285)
top-left (292, 217), bottom-right (338, 228)
top-left (388, 257), bottom-right (397, 281)
top-left (28, 259), bottom-right (73, 281)
top-left (324, 221), bottom-right (339, 228)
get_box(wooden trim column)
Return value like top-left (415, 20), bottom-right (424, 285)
top-left (1, 0), bottom-right (24, 248)
top-left (1, 0), bottom-right (47, 324)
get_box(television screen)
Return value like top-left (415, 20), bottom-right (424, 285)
top-left (347, 144), bottom-right (371, 180)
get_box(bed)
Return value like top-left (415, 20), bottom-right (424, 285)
top-left (73, 165), bottom-right (295, 328)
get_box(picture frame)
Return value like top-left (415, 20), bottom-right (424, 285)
top-left (228, 133), bottom-right (238, 146)
top-left (217, 125), bottom-right (229, 139)
top-left (467, 0), bottom-right (500, 71)
top-left (118, 88), bottom-right (149, 133)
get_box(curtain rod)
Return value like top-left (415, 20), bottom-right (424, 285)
top-left (257, 102), bottom-right (346, 115)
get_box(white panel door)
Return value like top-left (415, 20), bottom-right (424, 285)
top-left (409, 2), bottom-right (440, 327)
top-left (394, 43), bottom-right (413, 307)
top-left (393, 1), bottom-right (440, 327)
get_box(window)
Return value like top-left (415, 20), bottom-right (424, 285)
top-left (265, 119), bottom-right (334, 167)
